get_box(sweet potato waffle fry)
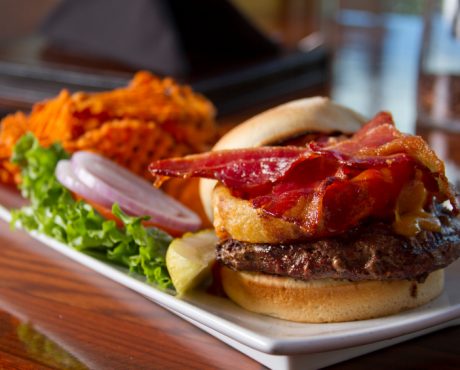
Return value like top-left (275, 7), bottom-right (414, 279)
top-left (0, 72), bottom-right (217, 222)
top-left (0, 112), bottom-right (28, 184)
top-left (64, 119), bottom-right (193, 179)
top-left (26, 71), bottom-right (216, 151)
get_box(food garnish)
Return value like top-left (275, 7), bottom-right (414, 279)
top-left (57, 151), bottom-right (201, 233)
top-left (11, 133), bottom-right (174, 289)
top-left (166, 230), bottom-right (218, 296)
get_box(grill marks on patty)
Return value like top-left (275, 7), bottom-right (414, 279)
top-left (217, 208), bottom-right (460, 282)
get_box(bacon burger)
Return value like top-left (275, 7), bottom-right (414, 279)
top-left (149, 97), bottom-right (460, 322)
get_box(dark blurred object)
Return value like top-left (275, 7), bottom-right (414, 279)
top-left (0, 0), bottom-right (59, 41)
top-left (0, 46), bottom-right (326, 116)
top-left (41, 0), bottom-right (280, 76)
top-left (0, 0), bottom-right (327, 116)
top-left (167, 0), bottom-right (281, 74)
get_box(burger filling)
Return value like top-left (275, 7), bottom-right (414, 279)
top-left (217, 204), bottom-right (460, 283)
top-left (150, 111), bottom-right (460, 283)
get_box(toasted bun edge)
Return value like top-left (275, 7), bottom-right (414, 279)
top-left (221, 267), bottom-right (444, 323)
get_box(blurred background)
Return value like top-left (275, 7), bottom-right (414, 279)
top-left (0, 0), bottom-right (426, 127)
top-left (0, 0), bottom-right (459, 183)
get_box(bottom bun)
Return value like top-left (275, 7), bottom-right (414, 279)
top-left (221, 267), bottom-right (444, 323)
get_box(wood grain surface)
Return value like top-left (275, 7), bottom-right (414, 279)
top-left (0, 210), bottom-right (261, 369)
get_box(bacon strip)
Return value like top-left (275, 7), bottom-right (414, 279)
top-left (149, 112), bottom-right (458, 237)
top-left (325, 112), bottom-right (454, 207)
top-left (151, 147), bottom-right (308, 195)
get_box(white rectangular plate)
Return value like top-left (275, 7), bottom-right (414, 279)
top-left (1, 191), bottom-right (459, 370)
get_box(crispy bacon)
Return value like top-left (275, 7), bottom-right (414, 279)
top-left (151, 146), bottom-right (307, 195)
top-left (149, 112), bottom-right (458, 237)
top-left (324, 112), bottom-right (454, 207)
top-left (324, 112), bottom-right (399, 154)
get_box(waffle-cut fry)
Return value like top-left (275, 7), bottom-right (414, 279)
top-left (26, 71), bottom-right (216, 151)
top-left (0, 112), bottom-right (29, 185)
top-left (0, 162), bottom-right (17, 185)
top-left (0, 71), bottom-right (217, 220)
top-left (27, 90), bottom-right (75, 145)
top-left (65, 119), bottom-right (194, 179)
top-left (0, 112), bottom-right (28, 157)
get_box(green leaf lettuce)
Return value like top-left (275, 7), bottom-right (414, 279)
top-left (10, 133), bottom-right (173, 290)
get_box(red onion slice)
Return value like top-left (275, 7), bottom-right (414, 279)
top-left (70, 151), bottom-right (201, 232)
top-left (55, 160), bottom-right (112, 207)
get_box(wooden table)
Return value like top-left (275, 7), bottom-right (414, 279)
top-left (0, 3), bottom-right (460, 369)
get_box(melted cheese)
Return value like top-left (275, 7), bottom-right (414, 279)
top-left (393, 174), bottom-right (441, 237)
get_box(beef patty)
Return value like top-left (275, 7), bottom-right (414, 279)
top-left (217, 207), bottom-right (460, 282)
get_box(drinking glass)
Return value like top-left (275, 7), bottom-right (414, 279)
top-left (417, 0), bottom-right (460, 189)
